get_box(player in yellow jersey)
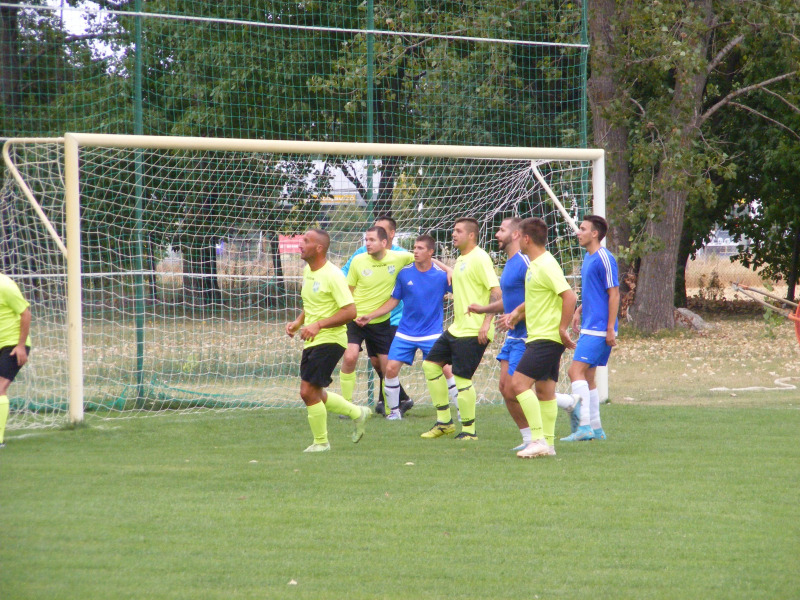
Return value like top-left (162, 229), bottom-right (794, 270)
top-left (338, 225), bottom-right (412, 413)
top-left (421, 217), bottom-right (501, 440)
top-left (286, 229), bottom-right (370, 453)
top-left (503, 217), bottom-right (577, 458)
top-left (0, 273), bottom-right (32, 449)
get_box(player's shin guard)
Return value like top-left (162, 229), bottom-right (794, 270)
top-left (324, 391), bottom-right (361, 420)
top-left (539, 398), bottom-right (557, 447)
top-left (384, 376), bottom-right (401, 411)
top-left (516, 389), bottom-right (544, 441)
top-left (339, 371), bottom-right (356, 402)
top-left (306, 401), bottom-right (328, 445)
top-left (454, 376), bottom-right (476, 434)
top-left (0, 395), bottom-right (8, 444)
top-left (422, 361), bottom-right (451, 423)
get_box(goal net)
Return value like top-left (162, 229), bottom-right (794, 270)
top-left (2, 134), bottom-right (604, 429)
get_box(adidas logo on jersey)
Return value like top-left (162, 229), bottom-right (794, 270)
top-left (407, 281), bottom-right (414, 286)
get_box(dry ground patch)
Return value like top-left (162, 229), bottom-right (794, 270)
top-left (611, 313), bottom-right (800, 407)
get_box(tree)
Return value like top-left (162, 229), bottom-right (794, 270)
top-left (588, 0), bottom-right (800, 331)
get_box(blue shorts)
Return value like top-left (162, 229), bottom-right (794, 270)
top-left (573, 334), bottom-right (613, 368)
top-left (388, 335), bottom-right (439, 365)
top-left (496, 337), bottom-right (527, 375)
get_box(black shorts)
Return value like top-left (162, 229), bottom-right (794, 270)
top-left (300, 343), bottom-right (346, 388)
top-left (425, 331), bottom-right (488, 380)
top-left (0, 345), bottom-right (30, 382)
top-left (347, 320), bottom-right (393, 357)
top-left (515, 340), bottom-right (565, 382)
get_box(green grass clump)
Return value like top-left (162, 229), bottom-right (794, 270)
top-left (2, 404), bottom-right (798, 599)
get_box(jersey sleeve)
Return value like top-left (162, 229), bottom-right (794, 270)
top-left (330, 269), bottom-right (355, 308)
top-left (345, 255), bottom-right (360, 287)
top-left (479, 254), bottom-right (500, 289)
top-left (391, 275), bottom-right (404, 300)
top-left (2, 280), bottom-right (30, 315)
top-left (547, 263), bottom-right (572, 296)
top-left (601, 249), bottom-right (620, 289)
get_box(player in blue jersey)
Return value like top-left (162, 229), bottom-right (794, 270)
top-left (559, 215), bottom-right (619, 442)
top-left (467, 217), bottom-right (532, 448)
top-left (343, 216), bottom-right (458, 414)
top-left (341, 216), bottom-right (416, 414)
top-left (356, 234), bottom-right (453, 420)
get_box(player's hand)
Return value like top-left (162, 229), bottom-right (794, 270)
top-left (286, 320), bottom-right (300, 337)
top-left (606, 330), bottom-right (617, 347)
top-left (559, 327), bottom-right (576, 350)
top-left (467, 303), bottom-right (484, 315)
top-left (495, 314), bottom-right (510, 332)
top-left (10, 344), bottom-right (28, 367)
top-left (355, 315), bottom-right (371, 327)
top-left (478, 324), bottom-right (490, 345)
top-left (571, 314), bottom-right (581, 334)
top-left (300, 322), bottom-right (321, 341)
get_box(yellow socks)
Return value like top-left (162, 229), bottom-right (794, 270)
top-left (324, 391), bottom-right (360, 420)
top-left (306, 401), bottom-right (328, 445)
top-left (454, 375), bottom-right (476, 434)
top-left (339, 371), bottom-right (356, 402)
top-left (515, 389), bottom-right (543, 440)
top-left (422, 361), bottom-right (452, 423)
top-left (0, 395), bottom-right (8, 444)
top-left (539, 398), bottom-right (557, 447)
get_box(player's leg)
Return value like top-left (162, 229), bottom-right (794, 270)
top-left (585, 366), bottom-right (608, 439)
top-left (512, 342), bottom-right (555, 458)
top-left (0, 347), bottom-right (24, 448)
top-left (384, 358), bottom-right (406, 420)
top-left (420, 334), bottom-right (455, 438)
top-left (450, 336), bottom-right (489, 439)
top-left (442, 364), bottom-right (458, 405)
top-left (498, 338), bottom-right (530, 450)
top-left (339, 331), bottom-right (362, 403)
top-left (563, 336), bottom-right (608, 442)
top-left (534, 379), bottom-right (558, 453)
top-left (389, 324), bottom-right (412, 405)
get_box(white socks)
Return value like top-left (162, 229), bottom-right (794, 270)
top-left (385, 376), bottom-right (401, 410)
top-left (572, 380), bottom-right (591, 427)
top-left (589, 387), bottom-right (602, 430)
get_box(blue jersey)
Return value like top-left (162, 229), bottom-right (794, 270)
top-left (580, 247), bottom-right (619, 336)
top-left (391, 263), bottom-right (451, 340)
top-left (499, 251), bottom-right (529, 339)
top-left (343, 243), bottom-right (405, 326)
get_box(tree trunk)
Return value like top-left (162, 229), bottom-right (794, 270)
top-left (674, 222), bottom-right (695, 308)
top-left (788, 224), bottom-right (800, 302)
top-left (587, 0), bottom-right (633, 299)
top-left (631, 0), bottom-right (714, 332)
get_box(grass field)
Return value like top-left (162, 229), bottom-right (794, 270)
top-left (3, 313), bottom-right (800, 599)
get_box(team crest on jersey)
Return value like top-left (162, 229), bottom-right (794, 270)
top-left (459, 262), bottom-right (467, 272)
top-left (388, 265), bottom-right (396, 275)
top-left (313, 280), bottom-right (320, 292)
top-left (361, 268), bottom-right (373, 277)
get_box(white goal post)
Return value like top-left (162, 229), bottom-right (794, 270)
top-left (2, 133), bottom-right (606, 427)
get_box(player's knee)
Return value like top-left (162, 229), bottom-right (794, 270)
top-left (422, 360), bottom-right (443, 381)
top-left (453, 375), bottom-right (473, 392)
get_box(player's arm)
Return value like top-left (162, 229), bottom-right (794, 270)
top-left (558, 288), bottom-right (578, 350)
top-left (11, 307), bottom-right (31, 366)
top-left (477, 286), bottom-right (501, 344)
top-left (606, 286), bottom-right (620, 347)
top-left (571, 304), bottom-right (583, 334)
top-left (467, 297), bottom-right (504, 315)
top-left (286, 309), bottom-right (305, 337)
top-left (355, 297), bottom-right (399, 327)
top-left (300, 303), bottom-right (357, 342)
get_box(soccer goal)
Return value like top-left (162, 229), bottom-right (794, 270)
top-left (1, 134), bottom-right (605, 429)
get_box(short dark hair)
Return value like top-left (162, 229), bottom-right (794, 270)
top-left (309, 228), bottom-right (330, 252)
top-left (454, 217), bottom-right (480, 238)
top-left (519, 217), bottom-right (548, 247)
top-left (503, 216), bottom-right (523, 230)
top-left (366, 225), bottom-right (388, 241)
top-left (374, 215), bottom-right (397, 232)
top-left (415, 234), bottom-right (436, 252)
top-left (584, 215), bottom-right (608, 242)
